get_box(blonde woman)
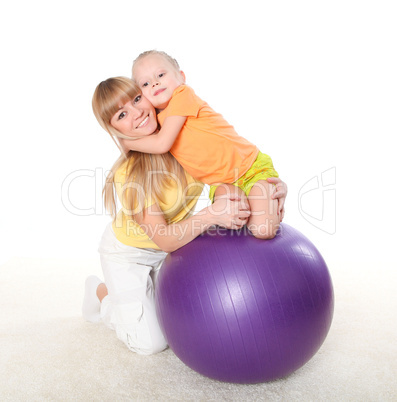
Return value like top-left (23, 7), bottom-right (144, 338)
top-left (82, 77), bottom-right (288, 355)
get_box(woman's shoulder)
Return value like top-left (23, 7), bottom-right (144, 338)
top-left (185, 172), bottom-right (205, 192)
top-left (114, 154), bottom-right (134, 184)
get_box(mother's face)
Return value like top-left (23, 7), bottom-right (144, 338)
top-left (110, 93), bottom-right (158, 138)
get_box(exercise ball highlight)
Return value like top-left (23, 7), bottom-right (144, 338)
top-left (155, 224), bottom-right (334, 383)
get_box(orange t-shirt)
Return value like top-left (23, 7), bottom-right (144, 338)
top-left (157, 85), bottom-right (259, 185)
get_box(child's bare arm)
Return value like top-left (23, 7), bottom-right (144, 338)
top-left (118, 138), bottom-right (130, 154)
top-left (124, 115), bottom-right (186, 154)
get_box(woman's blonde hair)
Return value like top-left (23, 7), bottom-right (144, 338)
top-left (92, 76), bottom-right (187, 221)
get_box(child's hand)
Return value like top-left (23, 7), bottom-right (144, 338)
top-left (267, 177), bottom-right (287, 222)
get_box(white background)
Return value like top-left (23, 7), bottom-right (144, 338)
top-left (1, 0), bottom-right (396, 270)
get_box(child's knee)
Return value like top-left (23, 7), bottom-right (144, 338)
top-left (214, 184), bottom-right (249, 210)
top-left (248, 220), bottom-right (279, 240)
top-left (252, 231), bottom-right (275, 240)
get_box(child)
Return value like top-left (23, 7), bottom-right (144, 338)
top-left (119, 50), bottom-right (282, 239)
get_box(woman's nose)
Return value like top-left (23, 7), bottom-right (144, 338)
top-left (129, 104), bottom-right (143, 118)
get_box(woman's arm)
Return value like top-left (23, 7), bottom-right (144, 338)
top-left (123, 115), bottom-right (187, 154)
top-left (134, 196), bottom-right (250, 253)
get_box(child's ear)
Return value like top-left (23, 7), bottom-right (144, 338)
top-left (180, 70), bottom-right (186, 83)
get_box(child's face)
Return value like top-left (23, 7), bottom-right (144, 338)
top-left (110, 93), bottom-right (158, 138)
top-left (133, 54), bottom-right (185, 110)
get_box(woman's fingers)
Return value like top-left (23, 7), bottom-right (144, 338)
top-left (267, 177), bottom-right (288, 199)
top-left (266, 177), bottom-right (287, 222)
top-left (273, 185), bottom-right (286, 199)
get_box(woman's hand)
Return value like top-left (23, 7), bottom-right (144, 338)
top-left (209, 195), bottom-right (251, 230)
top-left (267, 177), bottom-right (287, 222)
top-left (135, 197), bottom-right (250, 253)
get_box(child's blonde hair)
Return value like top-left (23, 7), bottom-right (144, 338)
top-left (132, 50), bottom-right (180, 76)
top-left (92, 76), bottom-right (187, 221)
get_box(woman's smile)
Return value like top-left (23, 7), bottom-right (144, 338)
top-left (110, 94), bottom-right (158, 138)
top-left (136, 115), bottom-right (149, 129)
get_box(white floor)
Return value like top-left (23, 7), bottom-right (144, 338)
top-left (1, 257), bottom-right (396, 401)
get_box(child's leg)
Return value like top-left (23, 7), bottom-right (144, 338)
top-left (213, 183), bottom-right (250, 209)
top-left (247, 180), bottom-right (280, 239)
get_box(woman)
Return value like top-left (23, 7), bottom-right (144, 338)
top-left (83, 77), bottom-right (288, 355)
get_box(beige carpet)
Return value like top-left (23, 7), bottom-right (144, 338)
top-left (1, 257), bottom-right (396, 401)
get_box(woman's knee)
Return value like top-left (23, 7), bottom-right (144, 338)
top-left (129, 336), bottom-right (167, 355)
top-left (146, 338), bottom-right (168, 355)
top-left (121, 326), bottom-right (168, 355)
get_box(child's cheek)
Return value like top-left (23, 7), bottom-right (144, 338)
top-left (141, 88), bottom-right (150, 99)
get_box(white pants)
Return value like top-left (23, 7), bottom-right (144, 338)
top-left (98, 223), bottom-right (168, 355)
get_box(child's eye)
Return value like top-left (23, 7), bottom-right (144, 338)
top-left (159, 73), bottom-right (165, 78)
top-left (142, 82), bottom-right (149, 88)
top-left (133, 95), bottom-right (142, 104)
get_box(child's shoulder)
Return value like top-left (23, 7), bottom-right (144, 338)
top-left (172, 85), bottom-right (205, 106)
top-left (173, 84), bottom-right (194, 96)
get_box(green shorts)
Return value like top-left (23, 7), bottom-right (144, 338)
top-left (208, 151), bottom-right (278, 202)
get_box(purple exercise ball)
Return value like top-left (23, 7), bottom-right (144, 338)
top-left (155, 223), bottom-right (334, 383)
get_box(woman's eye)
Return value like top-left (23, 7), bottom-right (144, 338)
top-left (133, 95), bottom-right (141, 104)
top-left (118, 111), bottom-right (126, 120)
